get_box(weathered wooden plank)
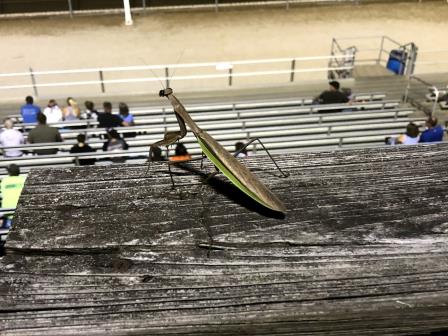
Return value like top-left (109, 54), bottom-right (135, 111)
top-left (1, 144), bottom-right (448, 335)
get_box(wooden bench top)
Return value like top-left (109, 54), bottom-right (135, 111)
top-left (1, 143), bottom-right (448, 335)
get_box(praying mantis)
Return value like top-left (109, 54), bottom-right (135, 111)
top-left (149, 88), bottom-right (288, 213)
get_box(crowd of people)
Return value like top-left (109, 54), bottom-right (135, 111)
top-left (386, 117), bottom-right (444, 146)
top-left (314, 81), bottom-right (446, 146)
top-left (0, 96), bottom-right (137, 161)
top-left (19, 96), bottom-right (135, 127)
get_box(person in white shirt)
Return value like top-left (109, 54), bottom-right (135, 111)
top-left (43, 99), bottom-right (63, 124)
top-left (0, 119), bottom-right (25, 157)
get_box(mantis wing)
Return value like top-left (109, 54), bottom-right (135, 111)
top-left (196, 130), bottom-right (286, 213)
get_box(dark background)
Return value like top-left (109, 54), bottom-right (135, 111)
top-left (0, 0), bottom-right (279, 14)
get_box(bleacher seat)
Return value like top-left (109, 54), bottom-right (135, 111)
top-left (0, 93), bottom-right (427, 179)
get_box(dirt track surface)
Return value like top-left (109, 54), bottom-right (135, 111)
top-left (1, 2), bottom-right (448, 72)
top-left (0, 1), bottom-right (447, 105)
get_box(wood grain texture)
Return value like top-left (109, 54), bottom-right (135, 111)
top-left (1, 143), bottom-right (448, 335)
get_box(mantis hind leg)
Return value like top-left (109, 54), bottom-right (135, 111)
top-left (233, 138), bottom-right (289, 178)
top-left (204, 137), bottom-right (288, 183)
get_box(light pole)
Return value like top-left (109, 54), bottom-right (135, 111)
top-left (123, 0), bottom-right (133, 25)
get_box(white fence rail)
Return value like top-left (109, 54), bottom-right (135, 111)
top-left (0, 0), bottom-right (446, 18)
top-left (0, 55), bottom-right (354, 99)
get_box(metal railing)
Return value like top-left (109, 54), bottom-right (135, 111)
top-left (331, 35), bottom-right (403, 66)
top-left (335, 36), bottom-right (448, 76)
top-left (0, 55), bottom-right (354, 98)
top-left (403, 75), bottom-right (443, 116)
top-left (331, 35), bottom-right (420, 76)
top-left (0, 0), bottom-right (445, 17)
top-left (328, 38), bottom-right (356, 79)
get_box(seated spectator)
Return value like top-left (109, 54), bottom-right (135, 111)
top-left (1, 164), bottom-right (26, 228)
top-left (62, 97), bottom-right (81, 121)
top-left (102, 129), bottom-right (129, 163)
top-left (98, 102), bottom-right (123, 128)
top-left (81, 101), bottom-right (99, 120)
top-left (20, 96), bottom-right (41, 124)
top-left (341, 87), bottom-right (353, 101)
top-left (149, 146), bottom-right (165, 161)
top-left (314, 81), bottom-right (349, 105)
top-left (43, 99), bottom-right (63, 124)
top-left (235, 141), bottom-right (248, 158)
top-left (27, 113), bottom-right (63, 155)
top-left (119, 102), bottom-right (135, 126)
top-left (0, 119), bottom-right (25, 158)
top-left (119, 102), bottom-right (137, 138)
top-left (70, 134), bottom-right (96, 166)
top-left (169, 143), bottom-right (192, 162)
top-left (387, 122), bottom-right (420, 146)
top-left (419, 117), bottom-right (444, 143)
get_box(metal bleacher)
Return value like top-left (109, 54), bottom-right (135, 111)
top-left (0, 92), bottom-right (423, 178)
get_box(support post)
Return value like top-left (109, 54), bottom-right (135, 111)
top-left (403, 76), bottom-right (412, 103)
top-left (67, 0), bottom-right (73, 18)
top-left (431, 86), bottom-right (439, 117)
top-left (123, 0), bottom-right (134, 25)
top-left (142, 0), bottom-right (146, 12)
top-left (29, 67), bottom-right (38, 97)
top-left (377, 36), bottom-right (384, 65)
top-left (215, 0), bottom-right (219, 12)
top-left (165, 67), bottom-right (170, 88)
top-left (99, 70), bottom-right (105, 93)
top-left (290, 59), bottom-right (296, 82)
top-left (228, 68), bottom-right (233, 86)
top-left (286, 0), bottom-right (290, 10)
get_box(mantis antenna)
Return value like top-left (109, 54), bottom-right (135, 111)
top-left (138, 57), bottom-right (166, 90)
top-left (167, 49), bottom-right (186, 86)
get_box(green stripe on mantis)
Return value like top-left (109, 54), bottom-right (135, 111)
top-left (197, 137), bottom-right (270, 209)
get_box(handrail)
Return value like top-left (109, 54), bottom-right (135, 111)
top-left (0, 65), bottom-right (354, 91)
top-left (0, 54), bottom-right (355, 97)
top-left (382, 36), bottom-right (403, 48)
top-left (0, 55), bottom-right (353, 78)
top-left (1, 0), bottom-right (426, 19)
top-left (404, 75), bottom-right (440, 116)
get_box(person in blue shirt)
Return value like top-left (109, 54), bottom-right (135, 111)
top-left (118, 102), bottom-right (135, 126)
top-left (419, 117), bottom-right (444, 143)
top-left (20, 96), bottom-right (41, 124)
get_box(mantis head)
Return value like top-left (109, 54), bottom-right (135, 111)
top-left (159, 88), bottom-right (173, 97)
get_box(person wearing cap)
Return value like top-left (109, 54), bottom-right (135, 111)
top-left (315, 81), bottom-right (350, 105)
top-left (1, 164), bottom-right (26, 228)
top-left (0, 118), bottom-right (25, 158)
top-left (419, 117), bottom-right (444, 143)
